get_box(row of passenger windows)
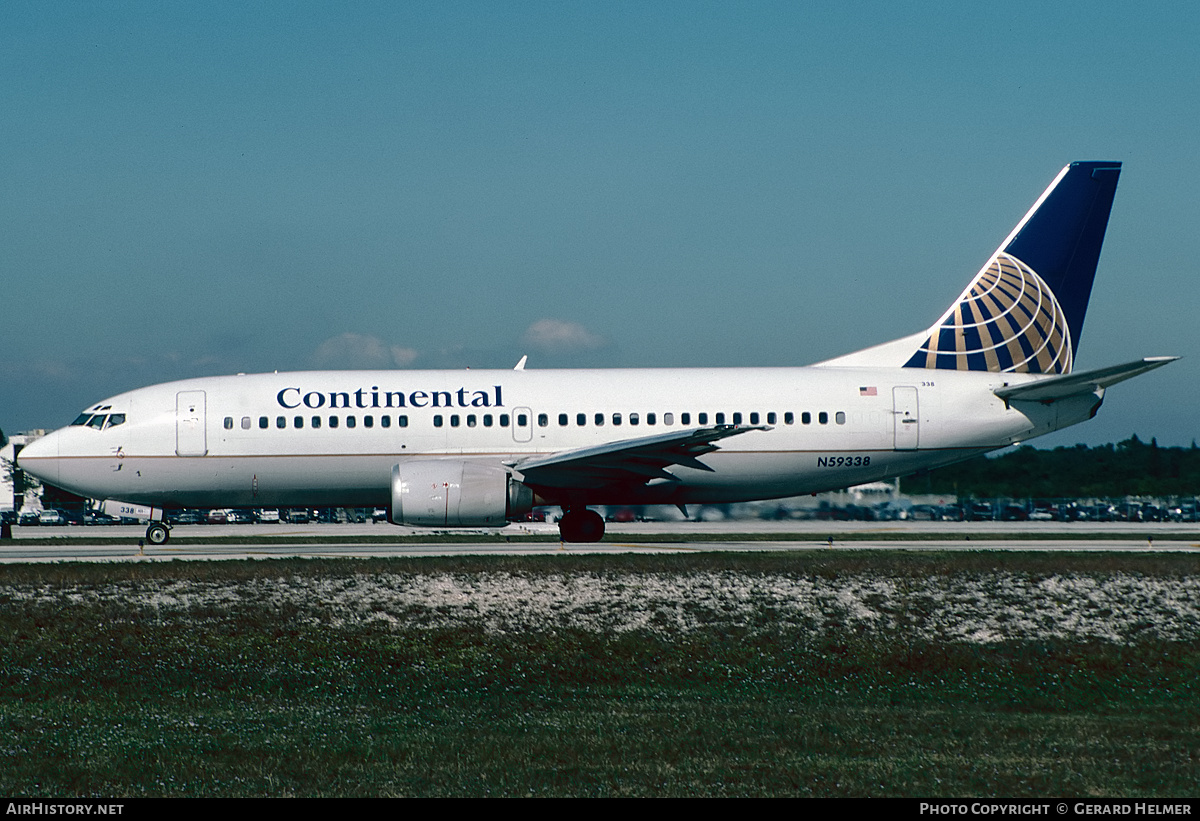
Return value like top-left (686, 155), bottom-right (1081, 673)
top-left (224, 410), bottom-right (849, 431)
top-left (227, 414), bottom-right (418, 430)
top-left (543, 411), bottom-right (846, 427)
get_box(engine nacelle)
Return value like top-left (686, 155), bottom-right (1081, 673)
top-left (389, 460), bottom-right (533, 527)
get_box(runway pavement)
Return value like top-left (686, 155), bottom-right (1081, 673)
top-left (2, 519), bottom-right (1198, 562)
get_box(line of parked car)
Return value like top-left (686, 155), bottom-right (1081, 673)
top-left (4, 507), bottom-right (392, 526)
top-left (9, 499), bottom-right (1199, 528)
top-left (804, 499), bottom-right (1200, 522)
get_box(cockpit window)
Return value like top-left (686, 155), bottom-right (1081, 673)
top-left (74, 412), bottom-right (126, 429)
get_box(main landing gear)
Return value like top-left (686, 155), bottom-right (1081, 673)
top-left (145, 522), bottom-right (171, 545)
top-left (558, 507), bottom-right (605, 543)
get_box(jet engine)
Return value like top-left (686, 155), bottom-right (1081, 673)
top-left (389, 461), bottom-right (533, 527)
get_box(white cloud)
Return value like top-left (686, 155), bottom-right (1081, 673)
top-left (521, 319), bottom-right (606, 353)
top-left (312, 333), bottom-right (418, 369)
top-left (390, 347), bottom-right (419, 367)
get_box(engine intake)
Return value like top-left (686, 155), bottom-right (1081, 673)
top-left (389, 461), bottom-right (533, 527)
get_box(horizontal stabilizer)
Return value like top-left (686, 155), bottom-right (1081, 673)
top-left (993, 357), bottom-right (1178, 403)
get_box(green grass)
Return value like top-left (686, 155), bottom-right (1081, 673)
top-left (1, 552), bottom-right (1198, 796)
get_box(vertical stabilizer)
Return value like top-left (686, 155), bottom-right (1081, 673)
top-left (902, 161), bottom-right (1121, 374)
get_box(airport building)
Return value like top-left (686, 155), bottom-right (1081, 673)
top-left (1, 430), bottom-right (45, 515)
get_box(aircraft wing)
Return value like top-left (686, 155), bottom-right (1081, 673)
top-left (513, 425), bottom-right (768, 489)
top-left (994, 357), bottom-right (1178, 403)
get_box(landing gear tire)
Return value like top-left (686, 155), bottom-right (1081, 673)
top-left (146, 523), bottom-right (171, 545)
top-left (558, 508), bottom-right (605, 543)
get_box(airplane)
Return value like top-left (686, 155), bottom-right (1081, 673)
top-left (16, 161), bottom-right (1177, 545)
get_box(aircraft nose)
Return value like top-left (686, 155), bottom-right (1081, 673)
top-left (15, 431), bottom-right (59, 486)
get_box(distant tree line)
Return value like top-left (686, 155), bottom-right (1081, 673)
top-left (907, 436), bottom-right (1200, 499)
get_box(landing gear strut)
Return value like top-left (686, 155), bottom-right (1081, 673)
top-left (146, 522), bottom-right (171, 545)
top-left (558, 508), bottom-right (605, 543)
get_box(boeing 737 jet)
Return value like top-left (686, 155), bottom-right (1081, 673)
top-left (17, 161), bottom-right (1176, 543)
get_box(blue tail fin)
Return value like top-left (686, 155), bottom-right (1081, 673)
top-left (903, 161), bottom-right (1121, 374)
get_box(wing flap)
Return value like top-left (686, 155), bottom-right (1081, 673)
top-left (514, 425), bottom-right (767, 489)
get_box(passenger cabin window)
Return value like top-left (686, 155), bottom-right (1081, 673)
top-left (364, 416), bottom-right (374, 428)
top-left (500, 414), bottom-right (510, 427)
top-left (664, 413), bottom-right (674, 425)
top-left (594, 413), bottom-right (604, 426)
top-left (836, 411), bottom-right (846, 424)
top-left (698, 413), bottom-right (707, 424)
top-left (716, 413), bottom-right (725, 424)
top-left (259, 417), bottom-right (269, 429)
top-left (537, 414), bottom-right (548, 427)
top-left (767, 412), bottom-right (776, 425)
top-left (559, 414), bottom-right (569, 426)
top-left (276, 416), bottom-right (286, 429)
top-left (577, 413), bottom-right (586, 426)
top-left (801, 412), bottom-right (811, 425)
top-left (380, 416), bottom-right (389, 428)
top-left (347, 416), bottom-right (356, 428)
top-left (732, 412), bottom-right (742, 425)
top-left (434, 416), bottom-right (443, 427)
top-left (293, 416), bottom-right (303, 428)
top-left (483, 414), bottom-right (492, 427)
top-left (681, 413), bottom-right (690, 425)
top-left (647, 413), bottom-right (656, 425)
top-left (613, 413), bottom-right (622, 426)
top-left (312, 416), bottom-right (321, 429)
top-left (629, 413), bottom-right (639, 426)
top-left (749, 412), bottom-right (759, 425)
top-left (398, 415), bottom-right (409, 427)
top-left (819, 412), bottom-right (828, 425)
top-left (224, 417), bottom-right (233, 430)
top-left (329, 416), bottom-right (339, 428)
top-left (784, 412), bottom-right (794, 425)
top-left (241, 417), bottom-right (251, 430)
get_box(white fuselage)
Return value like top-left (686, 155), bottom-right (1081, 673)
top-left (17, 365), bottom-right (1100, 511)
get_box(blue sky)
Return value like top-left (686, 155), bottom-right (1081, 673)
top-left (3, 1), bottom-right (1198, 446)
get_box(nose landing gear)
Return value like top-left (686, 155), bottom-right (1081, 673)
top-left (146, 522), bottom-right (171, 545)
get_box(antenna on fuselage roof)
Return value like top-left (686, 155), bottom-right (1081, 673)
top-left (514, 355), bottom-right (528, 371)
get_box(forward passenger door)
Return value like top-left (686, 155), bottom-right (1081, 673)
top-left (176, 390), bottom-right (207, 457)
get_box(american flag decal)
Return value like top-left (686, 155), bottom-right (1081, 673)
top-left (859, 386), bottom-right (877, 396)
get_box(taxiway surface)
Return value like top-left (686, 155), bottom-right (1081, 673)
top-left (2, 520), bottom-right (1197, 562)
